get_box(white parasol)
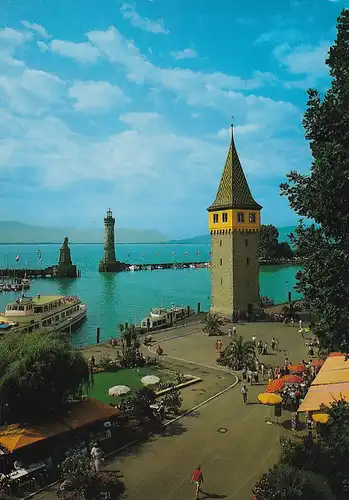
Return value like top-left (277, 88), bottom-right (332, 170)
top-left (108, 385), bottom-right (131, 397)
top-left (141, 375), bottom-right (160, 386)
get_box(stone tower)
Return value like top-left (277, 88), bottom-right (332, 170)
top-left (207, 123), bottom-right (262, 318)
top-left (98, 209), bottom-right (119, 272)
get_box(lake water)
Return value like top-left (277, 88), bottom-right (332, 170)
top-left (0, 243), bottom-right (301, 346)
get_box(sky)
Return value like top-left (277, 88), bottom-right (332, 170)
top-left (0, 0), bottom-right (345, 238)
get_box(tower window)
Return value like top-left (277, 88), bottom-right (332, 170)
top-left (245, 238), bottom-right (248, 247)
top-left (246, 257), bottom-right (250, 265)
top-left (220, 240), bottom-right (222, 247)
top-left (220, 258), bottom-right (223, 266)
top-left (249, 213), bottom-right (256, 223)
top-left (237, 212), bottom-right (244, 223)
top-left (213, 213), bottom-right (219, 223)
top-left (222, 212), bottom-right (228, 223)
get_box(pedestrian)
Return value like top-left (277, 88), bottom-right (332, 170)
top-left (252, 334), bottom-right (256, 345)
top-left (275, 338), bottom-right (279, 351)
top-left (241, 384), bottom-right (248, 405)
top-left (232, 325), bottom-right (237, 336)
top-left (260, 363), bottom-right (265, 380)
top-left (242, 366), bottom-right (247, 381)
top-left (291, 317), bottom-right (295, 327)
top-left (90, 445), bottom-right (103, 472)
top-left (191, 466), bottom-right (204, 499)
top-left (257, 340), bottom-right (262, 355)
top-left (263, 342), bottom-right (268, 355)
top-left (271, 338), bottom-right (276, 350)
top-left (275, 365), bottom-right (280, 379)
top-left (228, 328), bottom-right (232, 338)
top-left (253, 370), bottom-right (258, 383)
top-left (215, 340), bottom-right (220, 356)
top-left (299, 319), bottom-right (303, 329)
top-left (247, 369), bottom-right (253, 385)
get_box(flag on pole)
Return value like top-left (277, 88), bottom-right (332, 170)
top-left (15, 255), bottom-right (20, 262)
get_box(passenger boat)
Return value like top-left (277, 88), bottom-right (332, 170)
top-left (140, 305), bottom-right (191, 330)
top-left (0, 294), bottom-right (87, 335)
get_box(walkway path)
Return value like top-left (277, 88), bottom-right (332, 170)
top-left (36, 320), bottom-right (309, 500)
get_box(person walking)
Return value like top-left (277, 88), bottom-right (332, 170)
top-left (260, 363), bottom-right (265, 380)
top-left (271, 338), bottom-right (276, 350)
top-left (275, 338), bottom-right (279, 351)
top-left (191, 466), bottom-right (204, 499)
top-left (232, 325), bottom-right (237, 336)
top-left (241, 384), bottom-right (248, 405)
top-left (299, 319), bottom-right (303, 329)
top-left (252, 334), bottom-right (256, 345)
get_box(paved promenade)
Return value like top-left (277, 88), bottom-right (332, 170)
top-left (37, 319), bottom-right (309, 500)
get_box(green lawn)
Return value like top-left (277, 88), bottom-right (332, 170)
top-left (88, 367), bottom-right (169, 405)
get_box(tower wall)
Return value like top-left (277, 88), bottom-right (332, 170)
top-left (99, 210), bottom-right (121, 272)
top-left (103, 218), bottom-right (116, 263)
top-left (210, 230), bottom-right (260, 317)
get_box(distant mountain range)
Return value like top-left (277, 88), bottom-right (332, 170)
top-left (169, 225), bottom-right (298, 245)
top-left (0, 221), bottom-right (167, 244)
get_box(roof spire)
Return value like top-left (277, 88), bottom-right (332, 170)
top-left (207, 118), bottom-right (262, 212)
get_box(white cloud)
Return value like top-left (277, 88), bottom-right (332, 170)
top-left (37, 41), bottom-right (49, 52)
top-left (0, 57), bottom-right (66, 116)
top-left (120, 112), bottom-right (163, 132)
top-left (120, 2), bottom-right (169, 34)
top-left (20, 20), bottom-right (51, 38)
top-left (274, 41), bottom-right (330, 77)
top-left (50, 39), bottom-right (99, 63)
top-left (68, 81), bottom-right (129, 113)
top-left (171, 48), bottom-right (198, 60)
top-left (85, 26), bottom-right (285, 123)
top-left (0, 27), bottom-right (32, 46)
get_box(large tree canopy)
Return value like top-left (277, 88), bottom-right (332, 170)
top-left (280, 8), bottom-right (349, 350)
top-left (0, 331), bottom-right (91, 422)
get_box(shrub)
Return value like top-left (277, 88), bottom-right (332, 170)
top-left (162, 388), bottom-right (182, 414)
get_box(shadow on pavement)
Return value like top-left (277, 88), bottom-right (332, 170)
top-left (200, 491), bottom-right (228, 498)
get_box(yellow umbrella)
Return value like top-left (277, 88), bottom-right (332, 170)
top-left (257, 393), bottom-right (282, 405)
top-left (312, 413), bottom-right (329, 424)
top-left (257, 393), bottom-right (283, 424)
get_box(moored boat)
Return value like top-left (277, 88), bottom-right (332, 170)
top-left (0, 294), bottom-right (87, 335)
top-left (140, 305), bottom-right (191, 330)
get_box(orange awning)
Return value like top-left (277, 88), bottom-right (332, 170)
top-left (0, 421), bottom-right (70, 453)
top-left (312, 368), bottom-right (349, 386)
top-left (321, 356), bottom-right (348, 372)
top-left (298, 382), bottom-right (349, 412)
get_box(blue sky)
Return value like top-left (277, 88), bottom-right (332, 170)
top-left (0, 0), bottom-right (344, 238)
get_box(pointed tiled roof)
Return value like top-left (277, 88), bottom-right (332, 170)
top-left (208, 127), bottom-right (262, 211)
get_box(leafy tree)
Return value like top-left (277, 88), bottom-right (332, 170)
top-left (162, 388), bottom-right (182, 414)
top-left (120, 324), bottom-right (141, 368)
top-left (0, 331), bottom-right (91, 422)
top-left (280, 8), bottom-right (349, 351)
top-left (202, 312), bottom-right (223, 336)
top-left (318, 399), bottom-right (349, 498)
top-left (259, 224), bottom-right (279, 259)
top-left (282, 301), bottom-right (303, 319)
top-left (217, 336), bottom-right (255, 370)
top-left (275, 241), bottom-right (294, 259)
top-left (59, 447), bottom-right (125, 500)
top-left (118, 387), bottom-right (157, 421)
top-left (259, 225), bottom-right (294, 259)
top-left (253, 464), bottom-right (334, 500)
